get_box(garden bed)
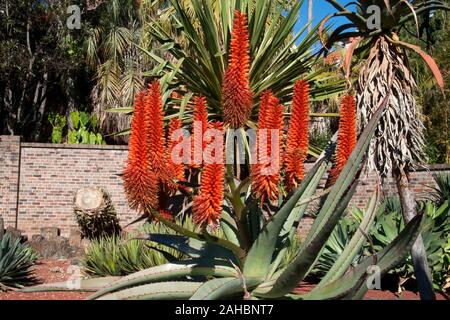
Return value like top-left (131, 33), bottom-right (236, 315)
top-left (0, 259), bottom-right (90, 300)
top-left (0, 259), bottom-right (447, 300)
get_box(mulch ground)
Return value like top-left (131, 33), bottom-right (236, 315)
top-left (0, 259), bottom-right (447, 300)
top-left (0, 259), bottom-right (90, 300)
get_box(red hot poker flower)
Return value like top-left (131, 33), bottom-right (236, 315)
top-left (144, 81), bottom-right (167, 176)
top-left (222, 10), bottom-right (253, 128)
top-left (191, 96), bottom-right (209, 168)
top-left (166, 118), bottom-right (186, 195)
top-left (123, 91), bottom-right (158, 212)
top-left (193, 122), bottom-right (225, 229)
top-left (284, 80), bottom-right (310, 191)
top-left (251, 91), bottom-right (284, 204)
top-left (328, 95), bottom-right (357, 185)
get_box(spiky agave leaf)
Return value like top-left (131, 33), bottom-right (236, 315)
top-left (0, 234), bottom-right (38, 290)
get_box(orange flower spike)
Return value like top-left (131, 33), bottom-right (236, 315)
top-left (251, 93), bottom-right (284, 203)
top-left (222, 10), bottom-right (253, 128)
top-left (123, 91), bottom-right (158, 212)
top-left (328, 95), bottom-right (357, 185)
top-left (144, 81), bottom-right (166, 173)
top-left (191, 96), bottom-right (209, 168)
top-left (166, 118), bottom-right (186, 193)
top-left (193, 122), bottom-right (225, 229)
top-left (284, 80), bottom-right (310, 191)
top-left (257, 90), bottom-right (272, 130)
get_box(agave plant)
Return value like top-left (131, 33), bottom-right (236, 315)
top-left (311, 207), bottom-right (365, 278)
top-left (0, 233), bottom-right (38, 291)
top-left (321, 0), bottom-right (450, 300)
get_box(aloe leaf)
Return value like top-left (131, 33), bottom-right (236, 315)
top-left (21, 276), bottom-right (120, 293)
top-left (88, 261), bottom-right (237, 300)
top-left (315, 189), bottom-right (380, 289)
top-left (243, 157), bottom-right (327, 279)
top-left (300, 214), bottom-right (424, 300)
top-left (255, 181), bottom-right (358, 298)
top-left (151, 210), bottom-right (245, 260)
top-left (190, 277), bottom-right (263, 300)
top-left (267, 159), bottom-right (329, 277)
top-left (142, 234), bottom-right (238, 263)
top-left (97, 281), bottom-right (203, 300)
top-left (258, 95), bottom-right (389, 298)
top-left (220, 210), bottom-right (241, 246)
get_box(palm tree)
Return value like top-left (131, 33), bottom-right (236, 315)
top-left (321, 0), bottom-right (449, 300)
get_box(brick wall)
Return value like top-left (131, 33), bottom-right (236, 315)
top-left (0, 135), bottom-right (449, 238)
top-left (0, 136), bottom-right (20, 228)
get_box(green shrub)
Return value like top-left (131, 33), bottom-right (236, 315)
top-left (313, 197), bottom-right (450, 293)
top-left (0, 233), bottom-right (38, 290)
top-left (312, 208), bottom-right (364, 277)
top-left (369, 199), bottom-right (449, 292)
top-left (432, 172), bottom-right (450, 205)
top-left (48, 111), bottom-right (105, 145)
top-left (82, 217), bottom-right (214, 277)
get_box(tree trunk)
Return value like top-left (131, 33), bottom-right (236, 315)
top-left (308, 0), bottom-right (313, 33)
top-left (66, 75), bottom-right (77, 131)
top-left (395, 167), bottom-right (436, 300)
top-left (73, 187), bottom-right (121, 239)
top-left (32, 72), bottom-right (48, 141)
top-left (0, 216), bottom-right (4, 240)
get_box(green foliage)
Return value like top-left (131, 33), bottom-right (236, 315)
top-left (314, 192), bottom-right (450, 293)
top-left (48, 111), bottom-right (105, 145)
top-left (278, 235), bottom-right (302, 271)
top-left (67, 111), bottom-right (105, 145)
top-left (369, 199), bottom-right (450, 292)
top-left (146, 0), bottom-right (344, 120)
top-left (82, 218), bottom-right (200, 277)
top-left (48, 113), bottom-right (67, 144)
top-left (402, 5), bottom-right (450, 164)
top-left (0, 0), bottom-right (91, 141)
top-left (312, 210), bottom-right (363, 277)
top-left (432, 173), bottom-right (450, 205)
top-left (0, 233), bottom-right (38, 290)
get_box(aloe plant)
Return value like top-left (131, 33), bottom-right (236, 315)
top-left (25, 93), bottom-right (424, 299)
top-left (83, 95), bottom-right (423, 300)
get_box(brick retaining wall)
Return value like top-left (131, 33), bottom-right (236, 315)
top-left (0, 135), bottom-right (449, 238)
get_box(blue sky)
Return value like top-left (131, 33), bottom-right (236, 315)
top-left (296, 0), bottom-right (348, 35)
